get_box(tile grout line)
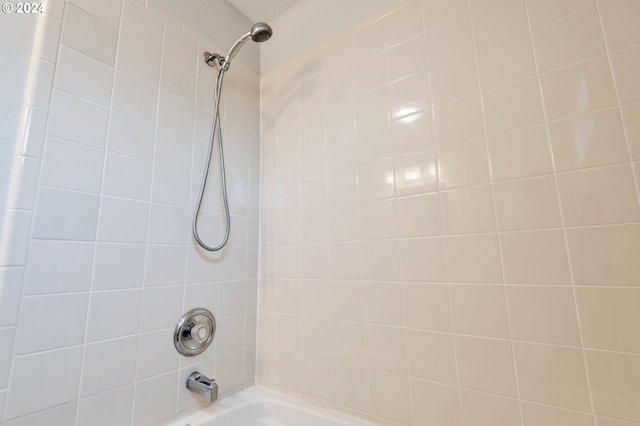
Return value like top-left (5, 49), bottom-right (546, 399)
top-left (298, 38), bottom-right (332, 406)
top-left (384, 2), bottom-right (421, 424)
top-left (295, 53), bottom-right (306, 399)
top-left (592, 4), bottom-right (640, 423)
top-left (422, 0), bottom-right (467, 423)
top-left (522, 0), bottom-right (599, 423)
top-left (71, 0), bottom-right (128, 422)
top-left (177, 20), bottom-right (202, 418)
top-left (593, 4), bottom-right (640, 211)
top-left (467, 1), bottom-right (526, 425)
top-left (352, 18), bottom-right (376, 416)
top-left (254, 61), bottom-right (267, 384)
top-left (129, 6), bottom-right (167, 424)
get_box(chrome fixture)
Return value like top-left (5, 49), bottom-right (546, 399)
top-left (203, 22), bottom-right (273, 70)
top-left (174, 308), bottom-right (216, 356)
top-left (195, 21), bottom-right (273, 251)
top-left (203, 52), bottom-right (225, 69)
top-left (186, 372), bottom-right (218, 403)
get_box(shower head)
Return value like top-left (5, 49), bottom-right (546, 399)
top-left (223, 22), bottom-right (273, 68)
top-left (250, 22), bottom-right (273, 43)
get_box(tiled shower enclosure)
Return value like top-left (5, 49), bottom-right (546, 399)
top-left (1, 0), bottom-right (640, 425)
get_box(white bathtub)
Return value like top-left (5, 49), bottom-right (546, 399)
top-left (175, 386), bottom-right (376, 426)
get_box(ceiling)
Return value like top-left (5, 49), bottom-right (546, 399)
top-left (227, 0), bottom-right (302, 22)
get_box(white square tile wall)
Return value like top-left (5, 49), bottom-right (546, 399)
top-left (3, 0), bottom-right (640, 424)
top-left (257, 0), bottom-right (640, 425)
top-left (0, 0), bottom-right (260, 424)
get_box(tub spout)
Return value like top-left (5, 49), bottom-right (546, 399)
top-left (186, 372), bottom-right (218, 403)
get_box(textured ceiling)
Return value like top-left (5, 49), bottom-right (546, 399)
top-left (227, 0), bottom-right (301, 22)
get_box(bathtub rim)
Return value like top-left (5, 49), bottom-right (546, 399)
top-left (172, 385), bottom-right (378, 426)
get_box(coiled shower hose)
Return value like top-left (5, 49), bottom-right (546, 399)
top-left (192, 66), bottom-right (231, 251)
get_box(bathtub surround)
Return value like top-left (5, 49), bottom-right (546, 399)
top-left (257, 0), bottom-right (640, 425)
top-left (0, 0), bottom-right (259, 424)
top-left (1, 0), bottom-right (640, 425)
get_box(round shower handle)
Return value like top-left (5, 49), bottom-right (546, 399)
top-left (174, 308), bottom-right (216, 356)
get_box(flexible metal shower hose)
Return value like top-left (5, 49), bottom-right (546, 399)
top-left (192, 66), bottom-right (231, 251)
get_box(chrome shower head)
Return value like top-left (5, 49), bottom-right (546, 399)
top-left (220, 22), bottom-right (273, 69)
top-left (250, 22), bottom-right (273, 43)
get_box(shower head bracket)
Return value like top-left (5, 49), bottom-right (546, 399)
top-left (203, 52), bottom-right (227, 70)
